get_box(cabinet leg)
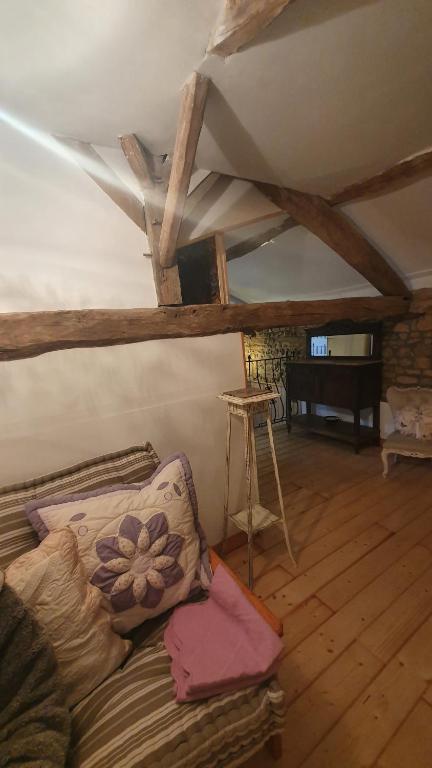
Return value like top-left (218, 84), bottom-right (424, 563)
top-left (373, 404), bottom-right (381, 445)
top-left (353, 409), bottom-right (361, 454)
top-left (286, 395), bottom-right (292, 432)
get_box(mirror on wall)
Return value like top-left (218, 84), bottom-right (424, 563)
top-left (310, 333), bottom-right (373, 358)
top-left (307, 321), bottom-right (381, 360)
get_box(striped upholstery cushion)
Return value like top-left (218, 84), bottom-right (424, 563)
top-left (71, 623), bottom-right (285, 768)
top-left (0, 443), bottom-right (160, 570)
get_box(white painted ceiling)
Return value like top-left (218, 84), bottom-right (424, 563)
top-left (2, 0), bottom-right (431, 193)
top-left (1, 0), bottom-right (431, 301)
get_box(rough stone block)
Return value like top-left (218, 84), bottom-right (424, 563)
top-left (417, 357), bottom-right (432, 370)
top-left (417, 314), bottom-right (432, 332)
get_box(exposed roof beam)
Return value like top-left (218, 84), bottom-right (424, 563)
top-left (225, 149), bottom-right (432, 262)
top-left (119, 134), bottom-right (182, 305)
top-left (0, 295), bottom-right (410, 362)
top-left (56, 137), bottom-right (145, 233)
top-left (255, 183), bottom-right (410, 297)
top-left (329, 149), bottom-right (432, 206)
top-left (159, 72), bottom-right (209, 268)
top-left (226, 216), bottom-right (291, 261)
top-left (207, 0), bottom-right (294, 57)
top-left (119, 134), bottom-right (155, 192)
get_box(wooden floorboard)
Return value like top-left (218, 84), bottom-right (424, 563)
top-left (230, 425), bottom-right (432, 768)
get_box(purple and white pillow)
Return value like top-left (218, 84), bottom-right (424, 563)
top-left (26, 454), bottom-right (211, 634)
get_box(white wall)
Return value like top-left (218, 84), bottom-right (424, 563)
top-left (0, 124), bottom-right (245, 545)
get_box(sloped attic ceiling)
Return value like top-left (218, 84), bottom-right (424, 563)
top-left (2, 0), bottom-right (432, 192)
top-left (227, 176), bottom-right (432, 302)
top-left (1, 0), bottom-right (431, 301)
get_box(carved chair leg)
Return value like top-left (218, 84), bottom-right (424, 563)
top-left (266, 733), bottom-right (283, 761)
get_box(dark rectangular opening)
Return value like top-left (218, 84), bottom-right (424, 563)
top-left (176, 236), bottom-right (220, 305)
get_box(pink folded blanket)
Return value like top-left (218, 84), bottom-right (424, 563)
top-left (164, 565), bottom-right (283, 702)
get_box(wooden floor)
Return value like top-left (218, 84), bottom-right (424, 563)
top-left (224, 424), bottom-right (432, 768)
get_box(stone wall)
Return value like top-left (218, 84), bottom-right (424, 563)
top-left (243, 327), bottom-right (307, 363)
top-left (382, 293), bottom-right (432, 397)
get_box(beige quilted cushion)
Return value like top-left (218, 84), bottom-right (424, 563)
top-left (5, 528), bottom-right (131, 707)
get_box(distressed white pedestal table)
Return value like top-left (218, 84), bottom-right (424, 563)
top-left (218, 387), bottom-right (295, 590)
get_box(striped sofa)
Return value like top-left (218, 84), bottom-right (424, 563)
top-left (0, 443), bottom-right (285, 768)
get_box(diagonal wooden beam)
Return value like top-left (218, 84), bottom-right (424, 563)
top-left (56, 137), bottom-right (145, 232)
top-left (255, 183), bottom-right (410, 297)
top-left (119, 134), bottom-right (182, 306)
top-left (207, 0), bottom-right (294, 57)
top-left (226, 216), bottom-right (292, 261)
top-left (119, 134), bottom-right (155, 192)
top-left (0, 295), bottom-right (410, 361)
top-left (226, 149), bottom-right (432, 262)
top-left (159, 72), bottom-right (209, 268)
top-left (329, 149), bottom-right (432, 206)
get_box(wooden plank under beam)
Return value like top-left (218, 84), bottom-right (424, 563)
top-left (255, 183), bottom-right (410, 298)
top-left (159, 72), bottom-right (209, 268)
top-left (215, 232), bottom-right (230, 303)
top-left (226, 216), bottom-right (292, 261)
top-left (0, 295), bottom-right (410, 362)
top-left (57, 137), bottom-right (145, 232)
top-left (207, 0), bottom-right (294, 57)
top-left (119, 134), bottom-right (182, 306)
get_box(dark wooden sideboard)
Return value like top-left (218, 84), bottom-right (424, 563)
top-left (286, 359), bottom-right (382, 452)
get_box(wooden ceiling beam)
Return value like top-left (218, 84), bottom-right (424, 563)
top-left (0, 295), bottom-right (410, 362)
top-left (159, 72), bottom-right (209, 268)
top-left (329, 149), bottom-right (432, 206)
top-left (225, 149), bottom-right (432, 262)
top-left (226, 216), bottom-right (292, 261)
top-left (119, 134), bottom-right (155, 192)
top-left (56, 137), bottom-right (145, 233)
top-left (119, 134), bottom-right (182, 306)
top-left (256, 182), bottom-right (410, 297)
top-left (207, 0), bottom-right (294, 57)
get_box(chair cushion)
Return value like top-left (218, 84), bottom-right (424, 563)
top-left (70, 626), bottom-right (285, 768)
top-left (383, 431), bottom-right (432, 453)
top-left (0, 443), bottom-right (160, 571)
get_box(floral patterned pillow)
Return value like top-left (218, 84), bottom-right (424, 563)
top-left (26, 454), bottom-right (211, 633)
top-left (394, 406), bottom-right (420, 437)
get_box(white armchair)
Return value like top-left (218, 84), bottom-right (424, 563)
top-left (382, 386), bottom-right (432, 477)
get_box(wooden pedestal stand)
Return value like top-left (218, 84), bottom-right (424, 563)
top-left (219, 388), bottom-right (295, 590)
